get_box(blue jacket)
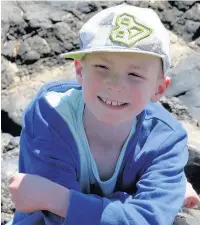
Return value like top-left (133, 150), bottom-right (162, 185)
top-left (12, 80), bottom-right (188, 225)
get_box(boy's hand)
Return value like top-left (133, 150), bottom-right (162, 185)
top-left (9, 173), bottom-right (52, 212)
top-left (184, 182), bottom-right (200, 208)
top-left (9, 173), bottom-right (70, 216)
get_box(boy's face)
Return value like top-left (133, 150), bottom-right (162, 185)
top-left (75, 52), bottom-right (170, 125)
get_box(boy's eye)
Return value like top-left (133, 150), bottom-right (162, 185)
top-left (128, 73), bottom-right (143, 79)
top-left (94, 65), bottom-right (109, 70)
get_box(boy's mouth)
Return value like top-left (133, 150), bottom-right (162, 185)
top-left (98, 96), bottom-right (128, 108)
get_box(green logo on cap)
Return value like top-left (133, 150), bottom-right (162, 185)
top-left (110, 13), bottom-right (152, 46)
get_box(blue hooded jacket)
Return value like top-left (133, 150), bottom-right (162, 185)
top-left (12, 80), bottom-right (188, 225)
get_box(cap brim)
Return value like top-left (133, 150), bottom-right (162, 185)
top-left (60, 48), bottom-right (165, 61)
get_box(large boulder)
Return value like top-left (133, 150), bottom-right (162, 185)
top-left (1, 62), bottom-right (76, 131)
top-left (160, 96), bottom-right (200, 194)
top-left (168, 31), bottom-right (198, 68)
top-left (159, 96), bottom-right (196, 122)
top-left (166, 54), bottom-right (200, 121)
top-left (1, 1), bottom-right (82, 89)
top-left (186, 143), bottom-right (200, 194)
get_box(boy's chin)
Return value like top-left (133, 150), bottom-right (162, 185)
top-left (96, 115), bottom-right (131, 126)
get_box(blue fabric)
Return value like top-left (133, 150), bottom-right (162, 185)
top-left (46, 88), bottom-right (137, 197)
top-left (11, 80), bottom-right (188, 225)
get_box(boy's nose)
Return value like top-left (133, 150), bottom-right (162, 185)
top-left (104, 74), bottom-right (125, 93)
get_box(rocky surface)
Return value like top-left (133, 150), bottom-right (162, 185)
top-left (166, 54), bottom-right (200, 121)
top-left (1, 1), bottom-right (200, 224)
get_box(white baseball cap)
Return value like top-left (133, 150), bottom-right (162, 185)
top-left (60, 4), bottom-right (171, 72)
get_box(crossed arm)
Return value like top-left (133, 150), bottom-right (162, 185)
top-left (9, 172), bottom-right (200, 218)
top-left (9, 167), bottom-right (200, 225)
top-left (9, 173), bottom-right (70, 217)
top-left (8, 132), bottom-right (189, 225)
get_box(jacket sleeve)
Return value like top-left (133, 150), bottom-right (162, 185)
top-left (64, 129), bottom-right (188, 225)
top-left (12, 86), bottom-right (84, 225)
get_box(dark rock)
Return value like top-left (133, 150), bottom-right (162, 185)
top-left (187, 143), bottom-right (200, 167)
top-left (171, 2), bottom-right (200, 42)
top-left (186, 143), bottom-right (200, 194)
top-left (179, 87), bottom-right (200, 107)
top-left (158, 96), bottom-right (200, 194)
top-left (1, 148), bottom-right (19, 216)
top-left (166, 54), bottom-right (200, 121)
top-left (47, 36), bottom-right (63, 54)
top-left (193, 27), bottom-right (200, 42)
top-left (184, 20), bottom-right (200, 41)
top-left (179, 87), bottom-right (200, 121)
top-left (1, 83), bottom-right (41, 127)
top-left (1, 40), bottom-right (20, 60)
top-left (26, 36), bottom-right (51, 56)
top-left (184, 3), bottom-right (200, 21)
top-left (1, 134), bottom-right (20, 153)
top-left (99, 1), bottom-right (125, 9)
top-left (1, 62), bottom-right (76, 136)
top-left (20, 1), bottom-right (52, 29)
top-left (1, 1), bottom-right (26, 43)
top-left (48, 10), bottom-right (66, 23)
top-left (185, 165), bottom-right (200, 195)
top-left (1, 133), bottom-right (13, 153)
top-left (195, 37), bottom-right (200, 46)
top-left (126, 0), bottom-right (149, 8)
top-left (49, 1), bottom-right (82, 20)
top-left (15, 35), bottom-right (52, 65)
top-left (23, 50), bottom-right (40, 64)
top-left (1, 212), bottom-right (13, 225)
top-left (1, 110), bottom-right (22, 137)
top-left (173, 211), bottom-right (200, 225)
top-left (17, 41), bottom-right (29, 57)
top-left (152, 1), bottom-right (200, 42)
top-left (185, 20), bottom-right (200, 34)
top-left (162, 7), bottom-right (183, 24)
top-left (53, 22), bottom-right (77, 52)
top-left (169, 1), bottom-right (196, 11)
top-left (76, 2), bottom-right (98, 14)
top-left (159, 96), bottom-right (194, 122)
top-left (1, 21), bottom-right (9, 45)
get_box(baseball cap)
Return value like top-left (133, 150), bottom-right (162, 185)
top-left (60, 4), bottom-right (171, 73)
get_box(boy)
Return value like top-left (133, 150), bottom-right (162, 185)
top-left (8, 4), bottom-right (199, 225)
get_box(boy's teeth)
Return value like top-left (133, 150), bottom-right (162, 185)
top-left (111, 101), bottom-right (118, 106)
top-left (117, 102), bottom-right (123, 106)
top-left (100, 97), bottom-right (124, 106)
top-left (106, 100), bottom-right (111, 105)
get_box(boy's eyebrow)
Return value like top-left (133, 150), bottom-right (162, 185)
top-left (129, 64), bottom-right (146, 73)
top-left (98, 56), bottom-right (147, 73)
top-left (99, 56), bottom-right (114, 65)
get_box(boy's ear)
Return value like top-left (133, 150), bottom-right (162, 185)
top-left (151, 76), bottom-right (171, 102)
top-left (74, 60), bottom-right (83, 85)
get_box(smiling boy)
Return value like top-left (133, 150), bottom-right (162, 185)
top-left (75, 51), bottom-right (169, 184)
top-left (8, 4), bottom-right (190, 225)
